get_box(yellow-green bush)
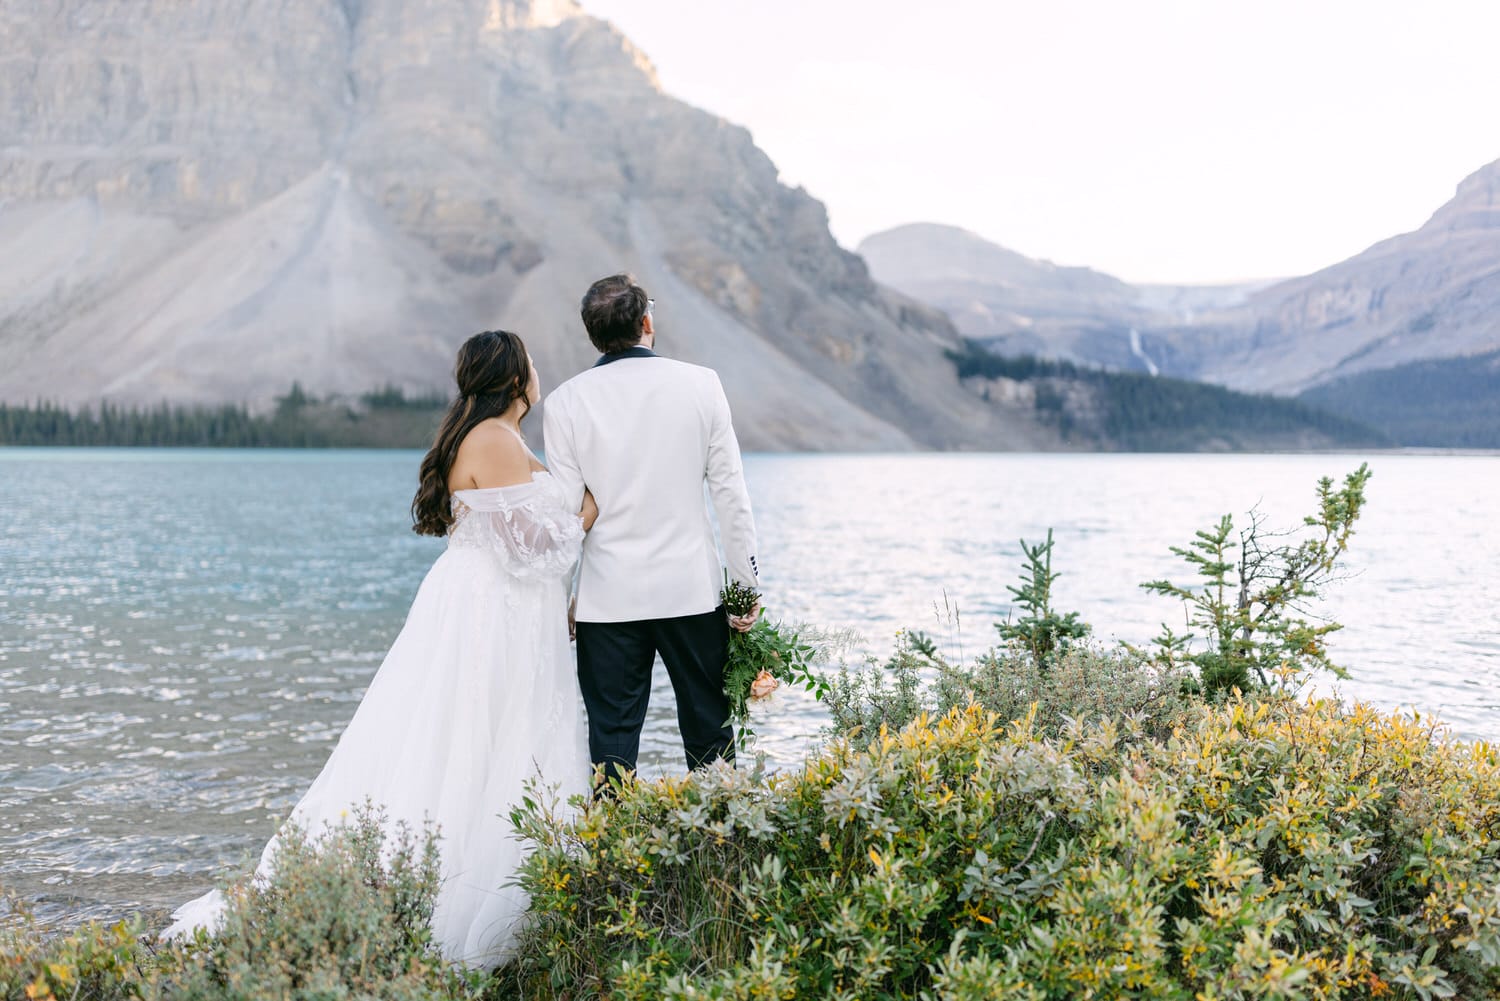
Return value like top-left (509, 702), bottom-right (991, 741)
top-left (1, 806), bottom-right (473, 1001)
top-left (0, 906), bottom-right (150, 1001)
top-left (160, 806), bottom-right (460, 1000)
top-left (507, 698), bottom-right (1500, 1000)
top-left (7, 703), bottom-right (1497, 1000)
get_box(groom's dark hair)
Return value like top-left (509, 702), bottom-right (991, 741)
top-left (581, 274), bottom-right (650, 354)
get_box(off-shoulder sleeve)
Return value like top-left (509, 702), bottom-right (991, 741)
top-left (451, 480), bottom-right (584, 581)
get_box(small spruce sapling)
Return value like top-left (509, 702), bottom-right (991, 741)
top-left (997, 528), bottom-right (1089, 669)
top-left (1138, 463), bottom-right (1372, 698)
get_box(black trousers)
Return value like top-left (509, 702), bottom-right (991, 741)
top-left (575, 607), bottom-right (734, 786)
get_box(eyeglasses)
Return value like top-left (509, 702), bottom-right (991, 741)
top-left (646, 298), bottom-right (655, 316)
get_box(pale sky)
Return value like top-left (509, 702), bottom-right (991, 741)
top-left (578, 0), bottom-right (1500, 285)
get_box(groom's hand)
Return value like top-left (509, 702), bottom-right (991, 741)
top-left (728, 600), bottom-right (761, 633)
top-left (569, 596), bottom-right (577, 640)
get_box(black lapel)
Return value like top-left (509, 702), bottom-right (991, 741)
top-left (593, 346), bottom-right (659, 368)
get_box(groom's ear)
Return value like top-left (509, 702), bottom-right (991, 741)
top-left (641, 312), bottom-right (654, 338)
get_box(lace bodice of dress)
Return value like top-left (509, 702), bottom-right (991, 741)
top-left (448, 473), bottom-right (584, 581)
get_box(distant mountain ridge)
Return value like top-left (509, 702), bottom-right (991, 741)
top-left (1197, 158), bottom-right (1500, 395)
top-left (860, 160), bottom-right (1500, 445)
top-left (0, 0), bottom-right (1045, 451)
top-left (857, 223), bottom-right (1268, 375)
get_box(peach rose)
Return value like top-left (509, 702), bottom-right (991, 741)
top-left (749, 669), bottom-right (780, 700)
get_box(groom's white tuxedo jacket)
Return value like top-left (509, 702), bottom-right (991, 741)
top-left (542, 347), bottom-right (759, 624)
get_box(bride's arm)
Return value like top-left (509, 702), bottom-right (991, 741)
top-left (580, 489), bottom-right (598, 532)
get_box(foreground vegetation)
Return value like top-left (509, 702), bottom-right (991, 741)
top-left (2, 808), bottom-right (470, 1001)
top-left (507, 693), bottom-right (1499, 1000)
top-left (0, 385), bottom-right (447, 448)
top-left (9, 679), bottom-right (1497, 1001)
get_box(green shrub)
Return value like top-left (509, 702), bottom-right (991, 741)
top-left (826, 632), bottom-right (1196, 745)
top-left (2, 806), bottom-right (475, 1001)
top-left (159, 804), bottom-right (462, 1000)
top-left (824, 628), bottom-right (936, 737)
top-left (506, 699), bottom-right (1500, 1000)
top-left (0, 901), bottom-right (151, 1001)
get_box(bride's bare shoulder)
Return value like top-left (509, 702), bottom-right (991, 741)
top-left (448, 421), bottom-right (535, 492)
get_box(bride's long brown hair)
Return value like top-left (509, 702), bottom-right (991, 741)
top-left (411, 330), bottom-right (533, 537)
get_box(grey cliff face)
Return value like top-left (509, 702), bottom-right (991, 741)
top-left (0, 0), bottom-right (1044, 450)
top-left (1205, 157), bottom-right (1500, 394)
top-left (0, 2), bottom-right (353, 222)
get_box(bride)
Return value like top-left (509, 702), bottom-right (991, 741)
top-left (163, 330), bottom-right (596, 966)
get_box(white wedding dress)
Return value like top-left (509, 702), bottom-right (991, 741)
top-left (163, 471), bottom-right (591, 967)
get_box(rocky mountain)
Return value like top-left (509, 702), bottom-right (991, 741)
top-left (1192, 157), bottom-right (1500, 395)
top-left (0, 0), bottom-right (1049, 451)
top-left (858, 224), bottom-right (1267, 377)
top-left (860, 159), bottom-right (1500, 408)
top-left (851, 227), bottom-right (1387, 451)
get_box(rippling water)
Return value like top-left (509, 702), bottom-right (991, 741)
top-left (2, 448), bottom-right (1496, 928)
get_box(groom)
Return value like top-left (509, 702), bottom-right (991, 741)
top-left (542, 274), bottom-right (760, 786)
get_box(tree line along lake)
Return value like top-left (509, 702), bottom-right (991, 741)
top-left (0, 448), bottom-right (1495, 928)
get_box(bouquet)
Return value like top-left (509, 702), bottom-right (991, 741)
top-left (721, 574), bottom-right (828, 745)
